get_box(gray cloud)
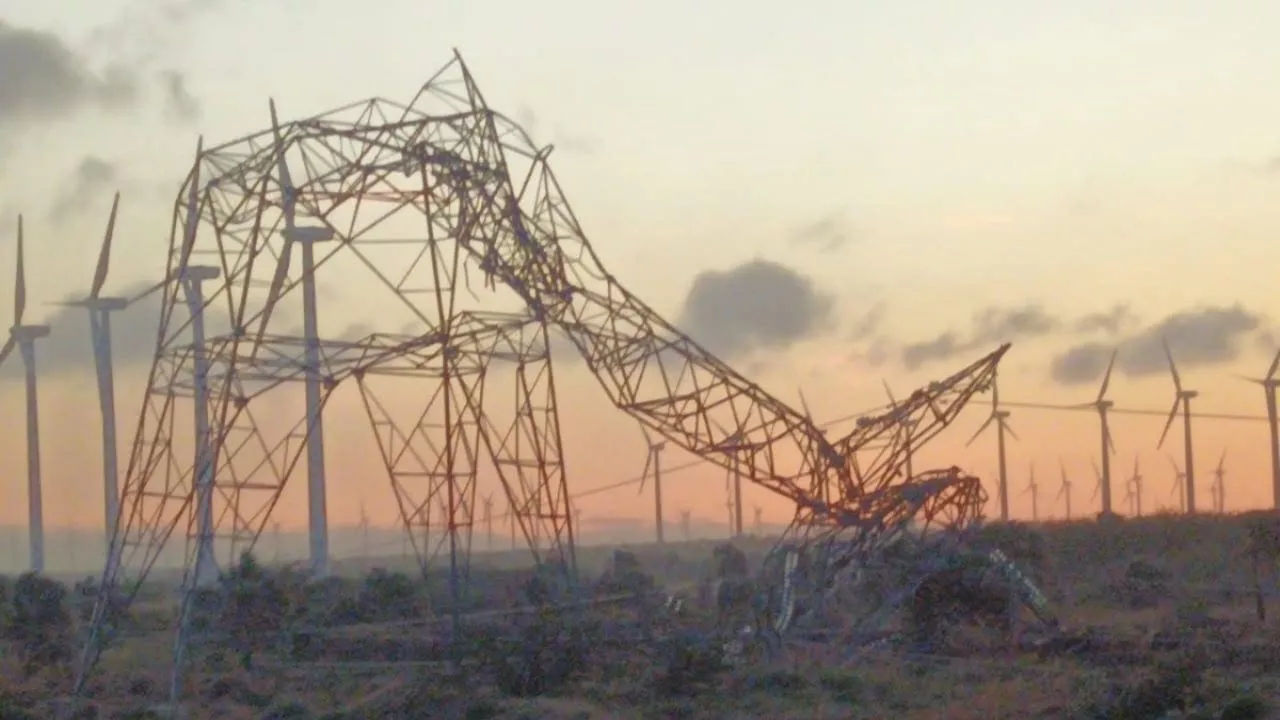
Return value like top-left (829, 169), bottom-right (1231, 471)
top-left (0, 21), bottom-right (137, 131)
top-left (792, 212), bottom-right (854, 253)
top-left (1048, 304), bottom-right (1263, 385)
top-left (1074, 303), bottom-right (1137, 336)
top-left (47, 157), bottom-right (119, 223)
top-left (899, 303), bottom-right (1060, 370)
top-left (677, 259), bottom-right (834, 360)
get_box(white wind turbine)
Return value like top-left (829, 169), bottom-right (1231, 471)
top-left (1, 217), bottom-right (51, 572)
top-left (1165, 454), bottom-right (1186, 512)
top-left (1239, 351), bottom-right (1280, 509)
top-left (636, 424), bottom-right (667, 543)
top-left (1127, 456), bottom-right (1144, 517)
top-left (1090, 458), bottom-right (1104, 513)
top-left (1157, 339), bottom-right (1199, 513)
top-left (966, 377), bottom-right (1018, 521)
top-left (58, 193), bottom-right (166, 569)
top-left (249, 99), bottom-right (338, 577)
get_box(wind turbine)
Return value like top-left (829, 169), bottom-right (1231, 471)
top-left (1055, 458), bottom-right (1072, 519)
top-left (1128, 456), bottom-right (1144, 517)
top-left (1, 216), bottom-right (51, 573)
top-left (966, 376), bottom-right (1018, 521)
top-left (1023, 463), bottom-right (1040, 521)
top-left (753, 505), bottom-right (763, 535)
top-left (1069, 351), bottom-right (1118, 516)
top-left (1157, 339), bottom-right (1199, 513)
top-left (1165, 454), bottom-right (1186, 512)
top-left (1240, 351), bottom-right (1280, 509)
top-left (58, 193), bottom-right (165, 568)
top-left (482, 493), bottom-right (494, 551)
top-left (253, 99), bottom-right (338, 577)
top-left (358, 501), bottom-right (370, 559)
top-left (1090, 458), bottom-right (1103, 512)
top-left (679, 510), bottom-right (691, 541)
top-left (636, 425), bottom-right (667, 543)
top-left (1210, 449), bottom-right (1227, 514)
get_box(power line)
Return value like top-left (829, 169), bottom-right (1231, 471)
top-left (1004, 400), bottom-right (1265, 423)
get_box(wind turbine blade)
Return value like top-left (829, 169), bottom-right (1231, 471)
top-left (637, 452), bottom-right (653, 495)
top-left (797, 386), bottom-right (817, 423)
top-left (1105, 425), bottom-right (1117, 456)
top-left (1091, 458), bottom-right (1102, 482)
top-left (1217, 448), bottom-right (1227, 473)
top-left (1268, 350), bottom-right (1280, 382)
top-left (1162, 337), bottom-right (1181, 390)
top-left (1003, 419), bottom-right (1021, 443)
top-left (882, 379), bottom-right (898, 408)
top-left (14, 215), bottom-right (25, 325)
top-left (1058, 456), bottom-right (1068, 483)
top-left (1156, 397), bottom-right (1180, 449)
top-left (0, 336), bottom-right (14, 368)
top-left (1097, 349), bottom-right (1117, 401)
top-left (177, 136), bottom-right (204, 269)
top-left (637, 422), bottom-right (652, 447)
top-left (253, 100), bottom-right (296, 355)
top-left (90, 192), bottom-right (120, 298)
top-left (965, 415), bottom-right (995, 447)
top-left (991, 376), bottom-right (1001, 409)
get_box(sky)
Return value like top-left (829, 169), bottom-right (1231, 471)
top-left (3, 0), bottom-right (1280, 572)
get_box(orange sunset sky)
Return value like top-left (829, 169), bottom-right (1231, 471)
top-left (2, 0), bottom-right (1280, 561)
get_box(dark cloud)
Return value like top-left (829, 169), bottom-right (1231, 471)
top-left (1048, 304), bottom-right (1263, 385)
top-left (677, 259), bottom-right (834, 360)
top-left (0, 21), bottom-right (137, 129)
top-left (47, 157), bottom-right (119, 223)
top-left (899, 303), bottom-right (1059, 370)
top-left (792, 212), bottom-right (854, 253)
top-left (1074, 303), bottom-right (1137, 336)
top-left (159, 70), bottom-right (200, 123)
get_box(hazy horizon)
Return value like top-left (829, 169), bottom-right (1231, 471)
top-left (3, 0), bottom-right (1280, 568)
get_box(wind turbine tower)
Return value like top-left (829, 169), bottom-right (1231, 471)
top-left (680, 510), bottom-right (691, 541)
top-left (1240, 351), bottom-right (1280, 509)
top-left (0, 217), bottom-right (50, 572)
top-left (254, 100), bottom-right (338, 577)
top-left (1055, 458), bottom-right (1072, 519)
top-left (1157, 339), bottom-right (1199, 513)
top-left (637, 425), bottom-right (667, 543)
top-left (482, 494), bottom-right (494, 551)
top-left (358, 502), bottom-right (370, 559)
top-left (753, 505), bottom-right (763, 535)
top-left (60, 194), bottom-right (165, 570)
top-left (965, 377), bottom-right (1018, 521)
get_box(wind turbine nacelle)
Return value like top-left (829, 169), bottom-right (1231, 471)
top-left (11, 325), bottom-right (50, 341)
top-left (283, 226), bottom-right (336, 244)
top-left (181, 265), bottom-right (221, 282)
top-left (89, 297), bottom-right (130, 311)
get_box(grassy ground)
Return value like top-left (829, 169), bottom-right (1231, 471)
top-left (5, 514), bottom-right (1280, 718)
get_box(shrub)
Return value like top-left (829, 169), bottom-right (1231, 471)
top-left (471, 609), bottom-right (596, 697)
top-left (1, 573), bottom-right (73, 679)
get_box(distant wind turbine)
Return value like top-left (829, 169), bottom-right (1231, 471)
top-left (1157, 339), bottom-right (1199, 513)
top-left (1023, 463), bottom-right (1040, 521)
top-left (636, 424), bottom-right (667, 543)
top-left (1127, 456), bottom-right (1144, 517)
top-left (1055, 458), bottom-right (1073, 520)
top-left (1239, 351), bottom-right (1280, 509)
top-left (679, 510), bottom-right (691, 541)
top-left (1210, 449), bottom-right (1227, 514)
top-left (966, 377), bottom-right (1018, 521)
top-left (0, 217), bottom-right (51, 573)
top-left (1069, 351), bottom-right (1118, 516)
top-left (1166, 454), bottom-right (1187, 512)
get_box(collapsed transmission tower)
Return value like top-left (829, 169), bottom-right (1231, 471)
top-left (78, 50), bottom-right (1006, 698)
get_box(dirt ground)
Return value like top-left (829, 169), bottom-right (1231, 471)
top-left (4, 513), bottom-right (1280, 719)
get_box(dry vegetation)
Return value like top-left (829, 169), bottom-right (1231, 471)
top-left (3, 514), bottom-right (1280, 719)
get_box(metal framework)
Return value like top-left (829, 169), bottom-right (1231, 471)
top-left (77, 50), bottom-right (1007, 700)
